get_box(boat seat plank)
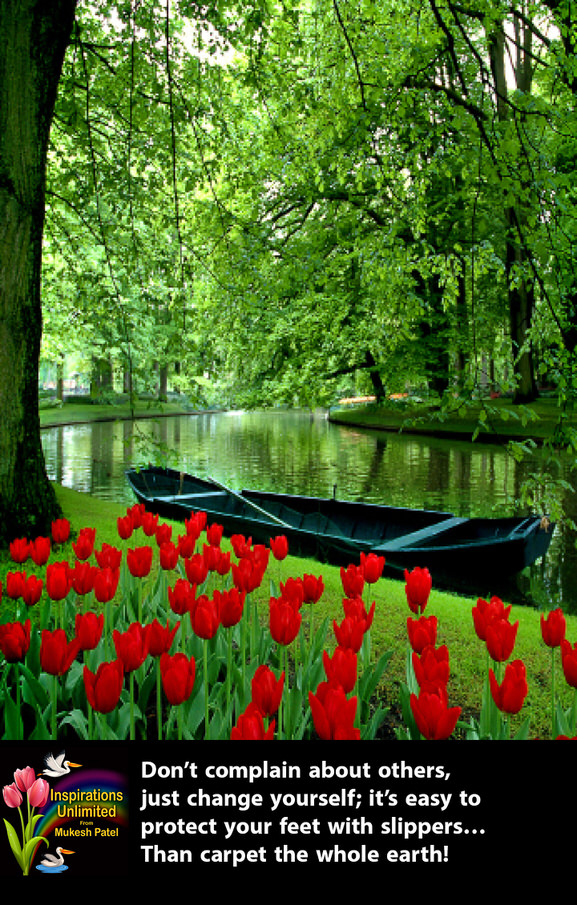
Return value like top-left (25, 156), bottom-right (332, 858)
top-left (380, 516), bottom-right (469, 551)
top-left (153, 491), bottom-right (228, 502)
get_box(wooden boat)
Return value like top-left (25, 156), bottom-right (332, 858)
top-left (125, 466), bottom-right (554, 591)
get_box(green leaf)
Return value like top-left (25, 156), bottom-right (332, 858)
top-left (3, 819), bottom-right (24, 871)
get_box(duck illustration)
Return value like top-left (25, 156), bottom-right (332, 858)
top-left (39, 847), bottom-right (75, 869)
top-left (40, 752), bottom-right (82, 778)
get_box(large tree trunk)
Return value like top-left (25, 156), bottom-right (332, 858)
top-left (488, 17), bottom-right (538, 404)
top-left (0, 0), bottom-right (77, 544)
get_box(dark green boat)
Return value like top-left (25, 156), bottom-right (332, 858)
top-left (125, 466), bottom-right (554, 591)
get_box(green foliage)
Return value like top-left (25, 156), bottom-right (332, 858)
top-left (32, 0), bottom-right (577, 443)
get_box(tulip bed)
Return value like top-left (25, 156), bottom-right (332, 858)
top-left (0, 501), bottom-right (575, 741)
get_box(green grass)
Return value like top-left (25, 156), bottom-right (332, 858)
top-left (329, 396), bottom-right (577, 443)
top-left (0, 482), bottom-right (570, 740)
top-left (39, 398), bottom-right (192, 428)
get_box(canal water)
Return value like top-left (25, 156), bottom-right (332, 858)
top-left (41, 409), bottom-right (577, 613)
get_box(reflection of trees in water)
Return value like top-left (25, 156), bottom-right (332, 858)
top-left (41, 412), bottom-right (577, 611)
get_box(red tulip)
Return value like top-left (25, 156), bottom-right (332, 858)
top-left (251, 665), bottom-right (285, 716)
top-left (203, 543), bottom-right (222, 572)
top-left (218, 588), bottom-right (246, 628)
top-left (113, 622), bottom-right (150, 672)
top-left (489, 659), bottom-right (528, 715)
top-left (147, 618), bottom-right (180, 657)
top-left (302, 573), bottom-right (324, 604)
top-left (45, 561), bottom-right (72, 601)
top-left (561, 640), bottom-right (577, 688)
top-left (333, 615), bottom-right (366, 653)
top-left (412, 644), bottom-right (450, 689)
top-left (342, 596), bottom-right (375, 631)
top-left (141, 511), bottom-right (159, 537)
top-left (30, 536), bottom-right (51, 566)
top-left (232, 558), bottom-right (262, 593)
top-left (404, 567), bottom-right (433, 614)
top-left (159, 541), bottom-right (179, 571)
top-left (155, 522), bottom-right (173, 547)
top-left (95, 543), bottom-right (122, 571)
top-left (540, 608), bottom-right (566, 649)
top-left (206, 522), bottom-right (223, 546)
top-left (269, 596), bottom-right (302, 646)
top-left (9, 537), bottom-right (30, 564)
top-left (177, 533), bottom-right (196, 559)
top-left (70, 561), bottom-right (97, 596)
top-left (73, 527), bottom-right (96, 561)
top-left (184, 553), bottom-right (209, 587)
top-left (279, 577), bottom-right (304, 610)
top-left (160, 652), bottom-right (196, 705)
top-left (231, 703), bottom-right (275, 740)
top-left (322, 646), bottom-right (357, 694)
top-left (407, 615), bottom-right (438, 654)
top-left (340, 564), bottom-right (365, 598)
top-left (40, 629), bottom-right (81, 675)
top-left (215, 550), bottom-right (231, 576)
top-left (409, 688), bottom-right (461, 740)
top-left (127, 545), bottom-right (153, 578)
top-left (189, 594), bottom-right (220, 640)
top-left (75, 612), bottom-right (104, 651)
top-left (93, 567), bottom-right (120, 603)
top-left (309, 682), bottom-right (360, 740)
top-left (5, 571), bottom-right (26, 600)
top-left (51, 518), bottom-right (71, 545)
top-left (84, 659), bottom-right (124, 713)
top-left (0, 620), bottom-right (31, 662)
top-left (168, 579), bottom-right (195, 615)
top-left (22, 575), bottom-right (43, 607)
top-left (127, 503), bottom-right (145, 529)
top-left (360, 551), bottom-right (385, 584)
top-left (185, 511), bottom-right (206, 541)
top-left (472, 596), bottom-right (512, 641)
top-left (485, 618), bottom-right (519, 663)
top-left (27, 778), bottom-right (50, 808)
top-left (231, 534), bottom-right (252, 558)
top-left (117, 514), bottom-right (134, 540)
top-left (270, 535), bottom-right (289, 561)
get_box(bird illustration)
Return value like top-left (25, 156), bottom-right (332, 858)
top-left (40, 752), bottom-right (82, 778)
top-left (39, 847), bottom-right (75, 869)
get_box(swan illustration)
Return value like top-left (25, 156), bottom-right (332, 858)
top-left (40, 752), bottom-right (82, 778)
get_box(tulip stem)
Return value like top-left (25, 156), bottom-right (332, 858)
top-left (278, 646), bottom-right (287, 740)
top-left (15, 664), bottom-right (22, 741)
top-left (204, 644), bottom-right (210, 740)
top-left (130, 672), bottom-right (135, 741)
top-left (227, 636), bottom-right (232, 734)
top-left (51, 676), bottom-right (58, 741)
top-left (241, 611), bottom-right (247, 703)
top-left (98, 712), bottom-right (110, 741)
top-left (157, 660), bottom-right (162, 741)
top-left (551, 647), bottom-right (556, 739)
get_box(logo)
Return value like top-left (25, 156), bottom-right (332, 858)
top-left (2, 749), bottom-right (129, 875)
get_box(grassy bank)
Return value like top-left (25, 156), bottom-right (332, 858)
top-left (39, 398), bottom-right (194, 428)
top-left (329, 396), bottom-right (577, 444)
top-left (0, 482), bottom-right (570, 739)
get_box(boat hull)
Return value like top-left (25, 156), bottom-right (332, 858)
top-left (125, 467), bottom-right (554, 591)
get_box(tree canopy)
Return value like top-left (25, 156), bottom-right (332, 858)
top-left (2, 0), bottom-right (577, 539)
top-left (38, 1), bottom-right (577, 413)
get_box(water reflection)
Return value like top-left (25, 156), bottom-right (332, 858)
top-left (41, 410), bottom-right (577, 612)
